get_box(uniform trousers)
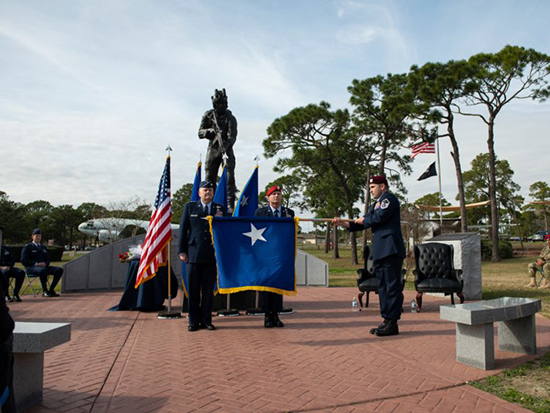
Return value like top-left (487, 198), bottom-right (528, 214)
top-left (374, 254), bottom-right (404, 322)
top-left (1, 268), bottom-right (25, 297)
top-left (187, 262), bottom-right (216, 327)
top-left (260, 291), bottom-right (282, 317)
top-left (26, 266), bottom-right (63, 293)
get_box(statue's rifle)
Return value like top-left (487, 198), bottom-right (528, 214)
top-left (211, 111), bottom-right (228, 165)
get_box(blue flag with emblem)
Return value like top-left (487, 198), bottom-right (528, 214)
top-left (182, 160), bottom-right (202, 298)
top-left (212, 165), bottom-right (228, 214)
top-left (208, 216), bottom-right (297, 295)
top-left (233, 166), bottom-right (258, 217)
top-left (190, 161), bottom-right (201, 202)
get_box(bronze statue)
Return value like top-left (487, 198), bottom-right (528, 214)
top-left (198, 88), bottom-right (237, 211)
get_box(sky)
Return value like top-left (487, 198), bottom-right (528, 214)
top-left (1, 0), bottom-right (549, 217)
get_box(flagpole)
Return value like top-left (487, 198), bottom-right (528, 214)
top-left (158, 146), bottom-right (181, 319)
top-left (436, 137), bottom-right (443, 229)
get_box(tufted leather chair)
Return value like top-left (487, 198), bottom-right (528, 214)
top-left (413, 242), bottom-right (464, 311)
top-left (356, 245), bottom-right (405, 309)
top-left (356, 246), bottom-right (377, 308)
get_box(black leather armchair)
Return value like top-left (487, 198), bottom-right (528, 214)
top-left (356, 246), bottom-right (377, 308)
top-left (356, 245), bottom-right (406, 309)
top-left (413, 242), bottom-right (464, 312)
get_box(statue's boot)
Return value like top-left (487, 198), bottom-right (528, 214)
top-left (526, 276), bottom-right (537, 288)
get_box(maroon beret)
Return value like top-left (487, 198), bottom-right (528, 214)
top-left (545, 234), bottom-right (550, 241)
top-left (369, 175), bottom-right (388, 186)
top-left (267, 185), bottom-right (282, 197)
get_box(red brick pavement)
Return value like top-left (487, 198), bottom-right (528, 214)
top-left (8, 288), bottom-right (548, 412)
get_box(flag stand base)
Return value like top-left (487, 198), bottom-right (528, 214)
top-left (217, 309), bottom-right (239, 317)
top-left (279, 307), bottom-right (294, 315)
top-left (157, 311), bottom-right (182, 319)
top-left (245, 307), bottom-right (264, 316)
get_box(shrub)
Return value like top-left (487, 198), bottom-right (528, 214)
top-left (481, 240), bottom-right (513, 260)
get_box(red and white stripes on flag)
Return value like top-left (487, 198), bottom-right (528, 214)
top-left (135, 156), bottom-right (172, 288)
top-left (411, 142), bottom-right (435, 159)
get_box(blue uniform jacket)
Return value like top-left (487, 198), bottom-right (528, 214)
top-left (21, 243), bottom-right (50, 268)
top-left (349, 191), bottom-right (406, 261)
top-left (178, 201), bottom-right (225, 264)
top-left (0, 246), bottom-right (15, 268)
top-left (254, 206), bottom-right (295, 218)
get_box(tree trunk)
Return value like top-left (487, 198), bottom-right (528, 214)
top-left (324, 224), bottom-right (330, 254)
top-left (332, 224), bottom-right (340, 259)
top-left (447, 116), bottom-right (468, 232)
top-left (362, 166), bottom-right (372, 251)
top-left (487, 119), bottom-right (500, 261)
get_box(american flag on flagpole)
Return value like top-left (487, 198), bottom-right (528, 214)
top-left (135, 155), bottom-right (172, 288)
top-left (411, 141), bottom-right (435, 159)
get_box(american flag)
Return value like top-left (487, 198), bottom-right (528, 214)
top-left (135, 156), bottom-right (172, 288)
top-left (411, 141), bottom-right (435, 159)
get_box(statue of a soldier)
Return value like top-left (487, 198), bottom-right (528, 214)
top-left (198, 88), bottom-right (238, 211)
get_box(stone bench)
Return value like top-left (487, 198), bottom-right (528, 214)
top-left (440, 297), bottom-right (541, 370)
top-left (13, 322), bottom-right (71, 411)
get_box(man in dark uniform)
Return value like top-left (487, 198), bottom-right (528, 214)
top-left (0, 282), bottom-right (16, 413)
top-left (21, 229), bottom-right (63, 297)
top-left (179, 181), bottom-right (225, 331)
top-left (254, 185), bottom-right (294, 328)
top-left (334, 176), bottom-right (405, 337)
top-left (198, 88), bottom-right (238, 211)
top-left (1, 243), bottom-right (25, 302)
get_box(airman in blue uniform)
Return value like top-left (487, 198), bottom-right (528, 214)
top-left (334, 175), bottom-right (405, 336)
top-left (1, 245), bottom-right (25, 302)
top-left (21, 229), bottom-right (63, 297)
top-left (254, 185), bottom-right (295, 328)
top-left (179, 181), bottom-right (225, 331)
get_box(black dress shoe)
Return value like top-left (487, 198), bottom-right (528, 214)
top-left (49, 290), bottom-right (60, 297)
top-left (273, 315), bottom-right (284, 328)
top-left (188, 325), bottom-right (199, 332)
top-left (375, 320), bottom-right (399, 337)
top-left (369, 319), bottom-right (388, 335)
top-left (204, 324), bottom-right (216, 330)
top-left (5, 295), bottom-right (13, 302)
top-left (12, 295), bottom-right (22, 302)
top-left (43, 291), bottom-right (54, 297)
top-left (264, 317), bottom-right (274, 328)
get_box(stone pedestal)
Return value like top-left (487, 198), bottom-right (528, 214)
top-left (13, 322), bottom-right (71, 411)
top-left (429, 233), bottom-right (482, 300)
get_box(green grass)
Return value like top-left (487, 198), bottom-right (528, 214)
top-left (470, 351), bottom-right (550, 412)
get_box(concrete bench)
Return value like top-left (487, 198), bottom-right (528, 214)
top-left (13, 322), bottom-right (71, 411)
top-left (440, 297), bottom-right (541, 370)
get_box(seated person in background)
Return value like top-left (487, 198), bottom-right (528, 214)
top-left (1, 243), bottom-right (25, 302)
top-left (21, 229), bottom-right (63, 297)
top-left (0, 282), bottom-right (16, 413)
top-left (526, 234), bottom-right (550, 288)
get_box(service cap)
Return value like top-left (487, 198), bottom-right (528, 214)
top-left (199, 180), bottom-right (214, 189)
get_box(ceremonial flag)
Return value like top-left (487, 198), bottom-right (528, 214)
top-left (233, 166), bottom-right (258, 217)
top-left (191, 161), bottom-right (201, 202)
top-left (213, 165), bottom-right (228, 214)
top-left (182, 160), bottom-right (202, 297)
top-left (209, 216), bottom-right (297, 295)
top-left (411, 142), bottom-right (435, 158)
top-left (135, 156), bottom-right (172, 288)
top-left (417, 162), bottom-right (437, 181)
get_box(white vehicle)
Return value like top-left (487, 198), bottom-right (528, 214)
top-left (78, 218), bottom-right (179, 243)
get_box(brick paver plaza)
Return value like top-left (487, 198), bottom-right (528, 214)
top-left (9, 288), bottom-right (550, 412)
